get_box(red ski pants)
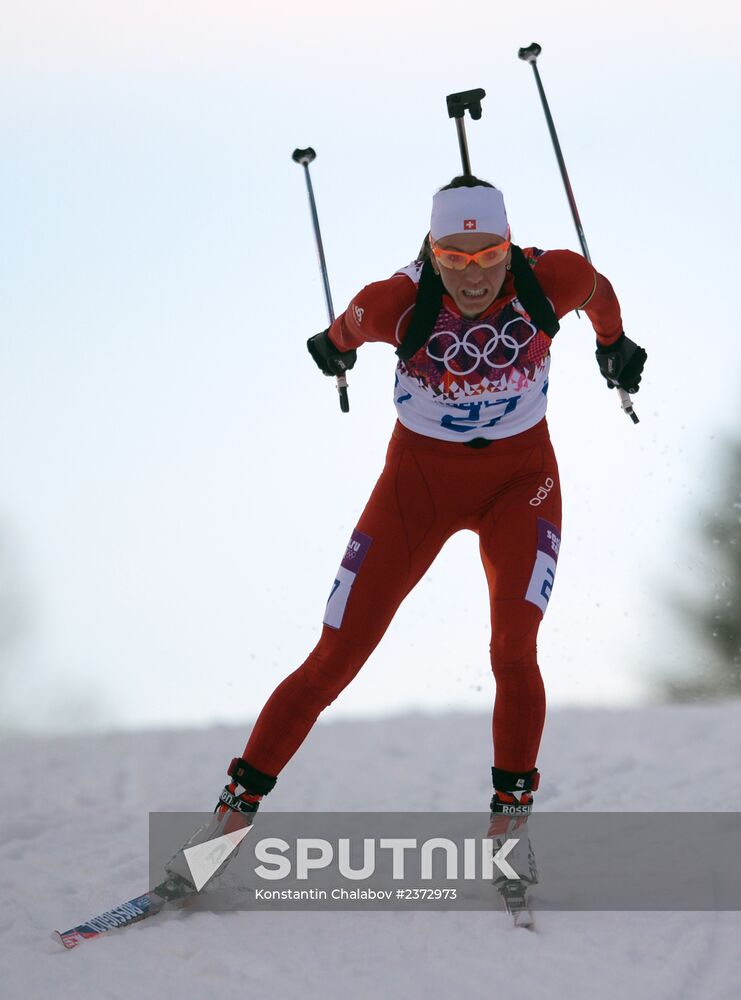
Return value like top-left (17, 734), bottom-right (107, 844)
top-left (243, 418), bottom-right (562, 779)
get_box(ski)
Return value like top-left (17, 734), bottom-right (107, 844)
top-left (52, 875), bottom-right (197, 950)
top-left (53, 810), bottom-right (256, 948)
top-left (511, 903), bottom-right (535, 931)
top-left (498, 880), bottom-right (536, 931)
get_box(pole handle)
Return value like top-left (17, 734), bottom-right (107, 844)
top-left (292, 147), bottom-right (316, 166)
top-left (518, 42), bottom-right (541, 64)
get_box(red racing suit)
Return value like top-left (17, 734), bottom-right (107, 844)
top-left (241, 249), bottom-right (623, 783)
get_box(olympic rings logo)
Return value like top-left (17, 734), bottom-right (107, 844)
top-left (426, 318), bottom-right (538, 377)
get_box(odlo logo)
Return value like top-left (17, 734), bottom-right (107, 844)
top-left (529, 477), bottom-right (554, 507)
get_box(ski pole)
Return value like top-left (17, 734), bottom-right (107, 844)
top-left (446, 89), bottom-right (486, 177)
top-left (291, 146), bottom-right (349, 414)
top-left (518, 42), bottom-right (639, 425)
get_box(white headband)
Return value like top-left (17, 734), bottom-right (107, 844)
top-left (430, 186), bottom-right (508, 241)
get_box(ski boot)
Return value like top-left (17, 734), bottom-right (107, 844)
top-left (487, 766), bottom-right (539, 927)
top-left (161, 757), bottom-right (276, 897)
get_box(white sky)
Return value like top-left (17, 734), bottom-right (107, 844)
top-left (1, 0), bottom-right (740, 734)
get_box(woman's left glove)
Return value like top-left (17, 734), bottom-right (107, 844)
top-left (595, 332), bottom-right (647, 393)
top-left (307, 329), bottom-right (357, 376)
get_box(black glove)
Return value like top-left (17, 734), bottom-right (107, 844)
top-left (595, 332), bottom-right (647, 393)
top-left (307, 329), bottom-right (357, 377)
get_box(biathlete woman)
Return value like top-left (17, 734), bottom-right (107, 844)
top-left (167, 175), bottom-right (647, 887)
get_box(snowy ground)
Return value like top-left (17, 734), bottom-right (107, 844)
top-left (1, 702), bottom-right (740, 1000)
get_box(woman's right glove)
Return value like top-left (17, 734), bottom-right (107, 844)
top-left (595, 332), bottom-right (647, 393)
top-left (307, 329), bottom-right (357, 376)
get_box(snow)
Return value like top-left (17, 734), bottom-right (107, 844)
top-left (1, 702), bottom-right (740, 1000)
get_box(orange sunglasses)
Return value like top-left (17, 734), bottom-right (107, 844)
top-left (429, 234), bottom-right (511, 271)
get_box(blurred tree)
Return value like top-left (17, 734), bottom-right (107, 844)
top-left (0, 529), bottom-right (116, 736)
top-left (0, 528), bottom-right (29, 732)
top-left (659, 438), bottom-right (741, 701)
top-left (0, 533), bottom-right (25, 646)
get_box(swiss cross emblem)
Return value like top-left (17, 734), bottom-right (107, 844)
top-left (464, 219), bottom-right (477, 230)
